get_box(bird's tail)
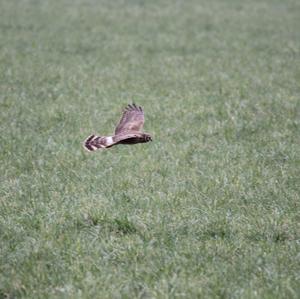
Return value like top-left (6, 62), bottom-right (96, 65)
top-left (83, 134), bottom-right (106, 151)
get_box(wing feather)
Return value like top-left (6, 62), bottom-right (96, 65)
top-left (113, 132), bottom-right (143, 143)
top-left (115, 103), bottom-right (144, 134)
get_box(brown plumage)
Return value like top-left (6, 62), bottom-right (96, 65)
top-left (84, 103), bottom-right (152, 151)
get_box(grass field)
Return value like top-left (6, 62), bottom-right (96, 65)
top-left (1, 0), bottom-right (300, 298)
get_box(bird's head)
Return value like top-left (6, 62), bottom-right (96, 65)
top-left (144, 134), bottom-right (152, 142)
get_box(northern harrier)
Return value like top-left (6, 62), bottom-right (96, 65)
top-left (84, 103), bottom-right (152, 151)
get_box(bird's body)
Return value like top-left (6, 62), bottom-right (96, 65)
top-left (83, 104), bottom-right (152, 151)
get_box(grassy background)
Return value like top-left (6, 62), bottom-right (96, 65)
top-left (0, 0), bottom-right (299, 298)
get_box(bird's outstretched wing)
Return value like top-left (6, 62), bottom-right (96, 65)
top-left (115, 104), bottom-right (144, 134)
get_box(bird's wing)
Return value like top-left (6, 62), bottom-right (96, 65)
top-left (113, 132), bottom-right (143, 144)
top-left (115, 104), bottom-right (144, 134)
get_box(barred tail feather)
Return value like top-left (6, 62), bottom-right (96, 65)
top-left (83, 134), bottom-right (115, 151)
top-left (83, 135), bottom-right (102, 151)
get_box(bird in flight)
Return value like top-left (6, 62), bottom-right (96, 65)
top-left (84, 103), bottom-right (152, 151)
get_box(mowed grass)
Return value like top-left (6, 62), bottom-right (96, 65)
top-left (0, 0), bottom-right (300, 298)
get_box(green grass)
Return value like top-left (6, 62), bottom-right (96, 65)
top-left (1, 0), bottom-right (300, 298)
